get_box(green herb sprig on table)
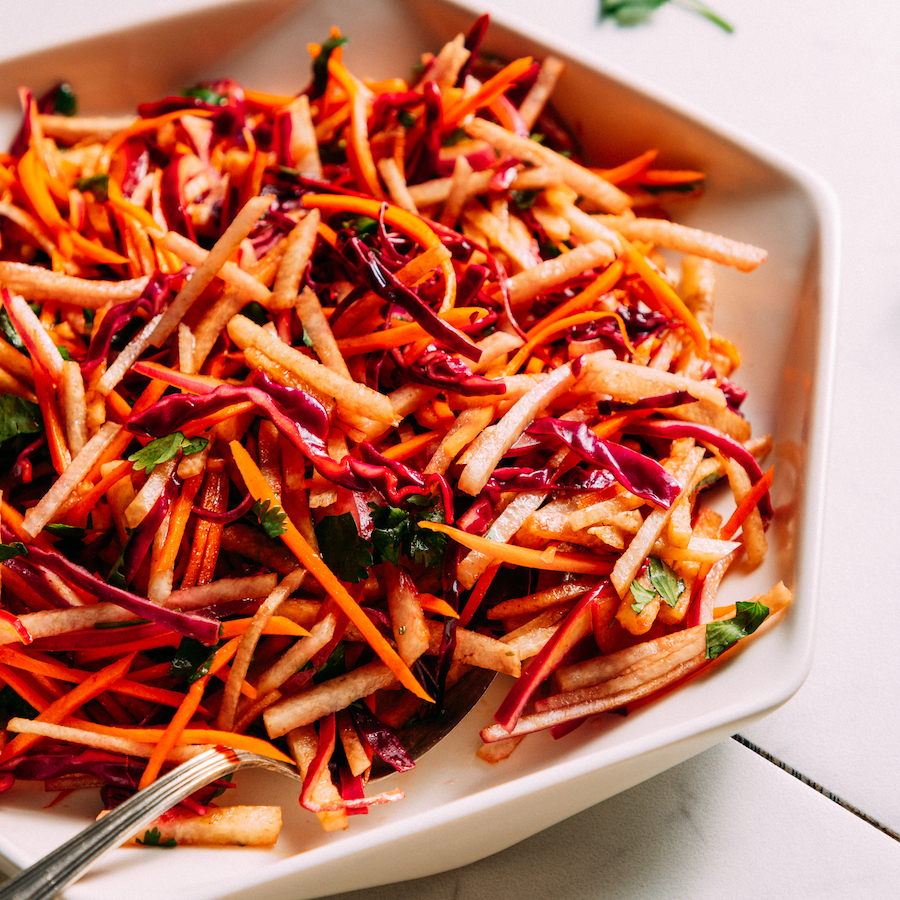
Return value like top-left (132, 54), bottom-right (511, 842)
top-left (599, 0), bottom-right (734, 33)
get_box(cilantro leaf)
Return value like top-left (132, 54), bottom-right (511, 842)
top-left (0, 395), bottom-right (42, 446)
top-left (128, 432), bottom-right (206, 474)
top-left (75, 173), bottom-right (109, 203)
top-left (369, 503), bottom-right (447, 569)
top-left (252, 499), bottom-right (287, 539)
top-left (51, 82), bottom-right (77, 116)
top-left (314, 513), bottom-right (374, 583)
top-left (647, 557), bottom-right (684, 608)
top-left (599, 0), bottom-right (733, 32)
top-left (0, 542), bottom-right (27, 562)
top-left (135, 827), bottom-right (177, 848)
top-left (312, 34), bottom-right (349, 97)
top-left (181, 85), bottom-right (228, 106)
top-left (169, 638), bottom-right (224, 684)
top-left (629, 579), bottom-right (657, 614)
top-left (0, 307), bottom-right (27, 352)
top-left (705, 601), bottom-right (769, 660)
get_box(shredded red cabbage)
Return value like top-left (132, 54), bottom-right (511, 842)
top-left (525, 418), bottom-right (681, 508)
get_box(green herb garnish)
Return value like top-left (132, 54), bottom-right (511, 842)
top-left (128, 432), bottom-right (207, 474)
top-left (135, 827), bottom-right (177, 848)
top-left (0, 395), bottom-right (42, 446)
top-left (599, 0), bottom-right (733, 32)
top-left (75, 173), bottom-right (109, 203)
top-left (705, 601), bottom-right (769, 660)
top-left (314, 513), bottom-right (374, 583)
top-left (252, 499), bottom-right (287, 539)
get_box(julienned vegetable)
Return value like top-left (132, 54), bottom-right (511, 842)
top-left (0, 12), bottom-right (789, 846)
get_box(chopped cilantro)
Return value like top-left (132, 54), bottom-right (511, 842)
top-left (240, 301), bottom-right (269, 326)
top-left (705, 601), bottom-right (769, 659)
top-left (51, 82), bottom-right (77, 116)
top-left (252, 499), bottom-right (287, 539)
top-left (369, 503), bottom-right (447, 569)
top-left (169, 638), bottom-right (223, 684)
top-left (510, 189), bottom-right (540, 210)
top-left (0, 542), bottom-right (26, 562)
top-left (337, 213), bottom-right (379, 237)
top-left (75, 173), bottom-right (109, 203)
top-left (629, 579), bottom-right (657, 614)
top-left (629, 557), bottom-right (684, 612)
top-left (647, 557), bottom-right (684, 608)
top-left (0, 308), bottom-right (27, 352)
top-left (314, 513), bottom-right (373, 583)
top-left (0, 395), bottom-right (42, 446)
top-left (135, 827), bottom-right (177, 848)
top-left (181, 85), bottom-right (228, 106)
top-left (128, 432), bottom-right (207, 474)
top-left (397, 109), bottom-right (416, 128)
top-left (442, 127), bottom-right (468, 146)
top-left (312, 34), bottom-right (349, 97)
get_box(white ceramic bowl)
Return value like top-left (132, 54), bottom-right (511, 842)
top-left (0, 1), bottom-right (838, 898)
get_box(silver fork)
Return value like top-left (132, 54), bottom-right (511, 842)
top-left (0, 667), bottom-right (495, 900)
top-left (0, 747), bottom-right (301, 900)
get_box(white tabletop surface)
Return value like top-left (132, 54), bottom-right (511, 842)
top-left (2, 0), bottom-right (899, 897)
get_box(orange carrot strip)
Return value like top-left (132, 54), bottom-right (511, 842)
top-left (327, 58), bottom-right (384, 200)
top-left (636, 169), bottom-right (706, 186)
top-left (597, 149), bottom-right (659, 184)
top-left (74, 634), bottom-right (181, 664)
top-left (1, 499), bottom-right (55, 551)
top-left (218, 616), bottom-right (310, 639)
top-left (98, 109), bottom-right (216, 172)
top-left (138, 639), bottom-right (239, 789)
top-left (0, 662), bottom-right (52, 713)
top-left (336, 306), bottom-right (488, 357)
top-left (416, 593), bottom-right (459, 618)
top-left (155, 473), bottom-right (204, 574)
top-left (0, 652), bottom-right (136, 763)
top-left (526, 259), bottom-right (625, 337)
top-left (180, 400), bottom-right (257, 438)
top-left (379, 429), bottom-right (441, 462)
top-left (0, 648), bottom-right (190, 710)
top-left (64, 459), bottom-right (133, 525)
top-left (591, 409), bottom-right (652, 441)
top-left (420, 521), bottom-right (615, 576)
top-left (301, 193), bottom-right (456, 311)
top-left (719, 466), bottom-right (775, 542)
top-left (505, 310), bottom-right (633, 376)
top-left (442, 56), bottom-right (534, 130)
top-left (68, 720), bottom-right (294, 764)
top-left (105, 389), bottom-right (133, 421)
top-left (622, 240), bottom-right (708, 358)
top-left (32, 363), bottom-right (70, 474)
top-left (230, 440), bottom-right (432, 702)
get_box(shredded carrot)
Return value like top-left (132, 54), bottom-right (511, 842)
top-left (65, 720), bottom-right (295, 764)
top-left (327, 58), bottom-right (384, 200)
top-left (417, 593), bottom-right (459, 619)
top-left (180, 400), bottom-right (257, 437)
top-left (420, 521), bottom-right (615, 576)
top-left (64, 459), bottom-right (133, 526)
top-left (230, 440), bottom-right (432, 702)
top-left (442, 56), bottom-right (534, 131)
top-left (719, 465), bottom-right (775, 542)
top-left (155, 473), bottom-right (204, 574)
top-left (0, 662), bottom-right (52, 713)
top-left (622, 240), bottom-right (709, 358)
top-left (138, 639), bottom-right (238, 789)
top-left (32, 363), bottom-right (70, 474)
top-left (219, 616), bottom-right (311, 639)
top-left (526, 259), bottom-right (626, 336)
top-left (0, 652), bottom-right (136, 764)
top-left (597, 149), bottom-right (659, 184)
top-left (379, 429), bottom-right (441, 462)
top-left (505, 310), bottom-right (634, 375)
top-left (336, 307), bottom-right (488, 357)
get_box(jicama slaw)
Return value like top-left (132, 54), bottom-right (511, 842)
top-left (0, 13), bottom-right (789, 845)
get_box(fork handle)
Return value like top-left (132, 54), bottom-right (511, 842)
top-left (0, 748), bottom-right (242, 900)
